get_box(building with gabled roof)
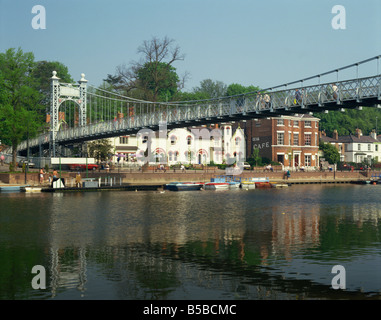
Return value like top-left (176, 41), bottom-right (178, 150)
top-left (320, 128), bottom-right (381, 163)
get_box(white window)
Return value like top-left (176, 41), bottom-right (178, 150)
top-left (305, 155), bottom-right (311, 166)
top-left (277, 133), bottom-right (284, 145)
top-left (305, 134), bottom-right (311, 146)
top-left (304, 121), bottom-right (311, 128)
top-left (293, 133), bottom-right (299, 146)
top-left (277, 119), bottom-right (284, 126)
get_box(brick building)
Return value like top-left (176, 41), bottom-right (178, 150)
top-left (235, 115), bottom-right (320, 169)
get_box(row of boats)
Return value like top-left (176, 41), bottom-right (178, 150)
top-left (165, 177), bottom-right (290, 191)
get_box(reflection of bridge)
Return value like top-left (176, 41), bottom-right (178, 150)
top-left (14, 56), bottom-right (381, 156)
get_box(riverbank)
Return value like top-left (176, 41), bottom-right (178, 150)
top-left (0, 169), bottom-right (375, 187)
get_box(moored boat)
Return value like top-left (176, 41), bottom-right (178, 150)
top-left (251, 177), bottom-right (271, 188)
top-left (165, 182), bottom-right (203, 191)
top-left (23, 187), bottom-right (42, 193)
top-left (240, 181), bottom-right (256, 189)
top-left (0, 185), bottom-right (22, 192)
top-left (271, 183), bottom-right (289, 188)
top-left (204, 182), bottom-right (229, 190)
top-left (228, 181), bottom-right (241, 188)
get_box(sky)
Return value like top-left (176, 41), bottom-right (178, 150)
top-left (0, 0), bottom-right (380, 92)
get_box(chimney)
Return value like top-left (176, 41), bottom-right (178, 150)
top-left (333, 129), bottom-right (338, 140)
top-left (355, 128), bottom-right (362, 138)
top-left (370, 129), bottom-right (377, 140)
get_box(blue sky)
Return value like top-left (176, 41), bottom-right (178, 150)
top-left (0, 0), bottom-right (380, 92)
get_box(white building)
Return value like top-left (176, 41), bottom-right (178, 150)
top-left (109, 124), bottom-right (245, 166)
top-left (320, 129), bottom-right (381, 164)
top-left (110, 135), bottom-right (139, 164)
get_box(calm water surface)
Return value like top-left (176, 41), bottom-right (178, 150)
top-left (0, 184), bottom-right (380, 300)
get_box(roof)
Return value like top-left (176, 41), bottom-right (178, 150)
top-left (274, 114), bottom-right (320, 121)
top-left (320, 135), bottom-right (338, 143)
top-left (337, 134), bottom-right (379, 144)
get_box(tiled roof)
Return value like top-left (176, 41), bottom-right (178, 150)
top-left (320, 135), bottom-right (338, 143)
top-left (337, 134), bottom-right (379, 143)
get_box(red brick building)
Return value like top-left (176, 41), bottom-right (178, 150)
top-left (235, 115), bottom-right (320, 168)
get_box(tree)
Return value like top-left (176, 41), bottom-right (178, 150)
top-left (225, 83), bottom-right (260, 96)
top-left (319, 141), bottom-right (340, 164)
top-left (0, 48), bottom-right (42, 168)
top-left (87, 139), bottom-right (114, 163)
top-left (31, 60), bottom-right (73, 112)
top-left (192, 79), bottom-right (227, 99)
top-left (136, 61), bottom-right (179, 101)
top-left (314, 107), bottom-right (381, 136)
top-left (105, 36), bottom-right (187, 102)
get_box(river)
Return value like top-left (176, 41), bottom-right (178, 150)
top-left (0, 184), bottom-right (380, 300)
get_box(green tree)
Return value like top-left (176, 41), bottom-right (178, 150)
top-left (0, 48), bottom-right (42, 168)
top-left (314, 107), bottom-right (381, 136)
top-left (247, 148), bottom-right (262, 167)
top-left (136, 62), bottom-right (179, 101)
top-left (105, 36), bottom-right (187, 102)
top-left (225, 83), bottom-right (260, 96)
top-left (32, 60), bottom-right (73, 111)
top-left (87, 139), bottom-right (114, 163)
top-left (192, 79), bottom-right (227, 99)
top-left (319, 141), bottom-right (340, 164)
top-left (174, 90), bottom-right (210, 102)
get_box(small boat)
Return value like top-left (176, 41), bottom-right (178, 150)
top-left (23, 187), bottom-right (42, 193)
top-left (271, 183), bottom-right (289, 188)
top-left (204, 182), bottom-right (229, 190)
top-left (250, 177), bottom-right (272, 188)
top-left (165, 182), bottom-right (203, 191)
top-left (228, 181), bottom-right (241, 188)
top-left (0, 185), bottom-right (22, 192)
top-left (240, 181), bottom-right (256, 189)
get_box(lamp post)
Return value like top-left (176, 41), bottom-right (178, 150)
top-left (25, 115), bottom-right (30, 184)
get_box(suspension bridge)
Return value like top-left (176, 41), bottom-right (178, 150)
top-left (10, 55), bottom-right (381, 157)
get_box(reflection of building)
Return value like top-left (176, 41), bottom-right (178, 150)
top-left (235, 115), bottom-right (320, 168)
top-left (271, 208), bottom-right (320, 261)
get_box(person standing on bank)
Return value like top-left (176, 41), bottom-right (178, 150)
top-left (39, 168), bottom-right (44, 184)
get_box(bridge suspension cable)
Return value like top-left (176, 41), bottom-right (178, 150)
top-left (166, 54), bottom-right (381, 105)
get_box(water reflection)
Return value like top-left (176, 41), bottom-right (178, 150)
top-left (1, 185), bottom-right (381, 299)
